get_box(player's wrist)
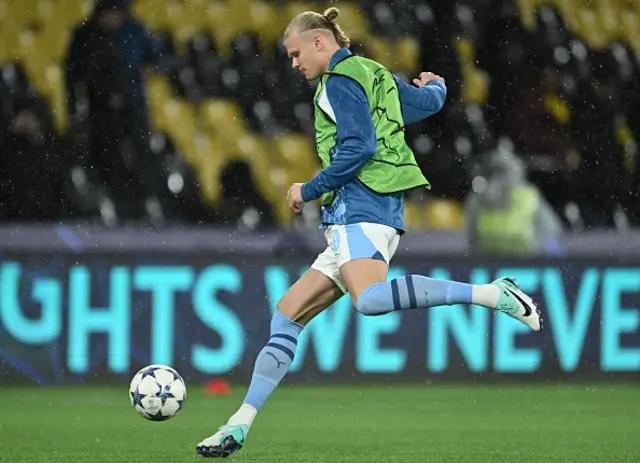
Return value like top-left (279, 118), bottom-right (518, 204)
top-left (301, 182), bottom-right (319, 202)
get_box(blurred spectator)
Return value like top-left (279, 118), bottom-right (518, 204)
top-left (464, 147), bottom-right (563, 256)
top-left (477, 0), bottom-right (534, 137)
top-left (613, 42), bottom-right (640, 224)
top-left (0, 95), bottom-right (66, 220)
top-left (64, 0), bottom-right (165, 223)
top-left (417, 1), bottom-right (464, 149)
top-left (419, 0), bottom-right (462, 105)
top-left (568, 50), bottom-right (623, 228)
top-left (505, 65), bottom-right (573, 156)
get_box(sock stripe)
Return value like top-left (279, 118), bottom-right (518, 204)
top-left (265, 342), bottom-right (295, 361)
top-left (270, 333), bottom-right (297, 345)
top-left (390, 279), bottom-right (401, 311)
top-left (404, 276), bottom-right (417, 308)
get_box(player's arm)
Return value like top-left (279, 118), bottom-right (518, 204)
top-left (301, 76), bottom-right (376, 202)
top-left (393, 73), bottom-right (447, 125)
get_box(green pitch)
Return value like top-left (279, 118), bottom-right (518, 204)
top-left (1, 383), bottom-right (639, 462)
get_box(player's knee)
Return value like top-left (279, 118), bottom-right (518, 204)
top-left (356, 282), bottom-right (389, 316)
top-left (276, 299), bottom-right (309, 326)
top-left (270, 309), bottom-right (303, 334)
top-left (276, 297), bottom-right (300, 320)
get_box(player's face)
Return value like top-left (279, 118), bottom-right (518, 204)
top-left (284, 31), bottom-right (324, 81)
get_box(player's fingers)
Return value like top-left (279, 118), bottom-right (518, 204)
top-left (413, 78), bottom-right (422, 86)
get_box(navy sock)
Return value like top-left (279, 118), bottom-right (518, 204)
top-left (243, 311), bottom-right (303, 410)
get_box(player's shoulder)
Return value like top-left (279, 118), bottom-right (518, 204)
top-left (324, 71), bottom-right (368, 102)
top-left (336, 54), bottom-right (389, 75)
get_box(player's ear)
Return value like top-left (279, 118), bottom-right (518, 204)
top-left (314, 33), bottom-right (323, 50)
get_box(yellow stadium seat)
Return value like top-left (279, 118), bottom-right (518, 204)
top-left (3, 0), bottom-right (46, 28)
top-left (4, 29), bottom-right (37, 62)
top-left (21, 56), bottom-right (66, 132)
top-left (270, 132), bottom-right (319, 181)
top-left (393, 36), bottom-right (420, 73)
top-left (574, 2), bottom-right (608, 48)
top-left (0, 1), bottom-right (6, 27)
top-left (552, 0), bottom-right (577, 23)
top-left (53, 0), bottom-right (91, 29)
top-left (517, 0), bottom-right (542, 30)
top-left (403, 200), bottom-right (425, 230)
top-left (206, 1), bottom-right (253, 56)
top-left (232, 137), bottom-right (295, 226)
top-left (329, 3), bottom-right (370, 43)
top-left (33, 63), bottom-right (67, 132)
top-left (165, 0), bottom-right (212, 53)
top-left (619, 1), bottom-right (640, 52)
top-left (462, 68), bottom-right (489, 105)
top-left (599, 1), bottom-right (620, 43)
top-left (199, 98), bottom-right (249, 140)
top-left (283, 2), bottom-right (319, 20)
top-left (133, 0), bottom-right (174, 32)
top-left (44, 64), bottom-right (67, 132)
top-left (454, 36), bottom-right (475, 63)
top-left (424, 199), bottom-right (465, 230)
top-left (154, 99), bottom-right (201, 167)
top-left (198, 136), bottom-right (295, 226)
top-left (454, 37), bottom-right (488, 104)
top-left (250, 1), bottom-right (283, 52)
top-left (43, 27), bottom-right (70, 62)
top-left (368, 36), bottom-right (394, 70)
top-left (145, 73), bottom-right (173, 110)
top-left (197, 139), bottom-right (232, 205)
top-left (0, 27), bottom-right (21, 62)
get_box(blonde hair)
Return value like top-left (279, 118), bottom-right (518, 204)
top-left (284, 7), bottom-right (351, 48)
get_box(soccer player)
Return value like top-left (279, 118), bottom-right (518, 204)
top-left (196, 7), bottom-right (542, 458)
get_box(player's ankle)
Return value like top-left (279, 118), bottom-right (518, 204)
top-left (227, 403), bottom-right (258, 427)
top-left (471, 284), bottom-right (501, 309)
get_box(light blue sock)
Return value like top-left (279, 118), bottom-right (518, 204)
top-left (356, 275), bottom-right (474, 316)
top-left (243, 311), bottom-right (303, 410)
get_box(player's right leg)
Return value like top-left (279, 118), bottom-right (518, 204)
top-left (196, 260), bottom-right (343, 458)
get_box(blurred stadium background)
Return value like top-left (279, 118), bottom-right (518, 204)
top-left (1, 0), bottom-right (639, 462)
top-left (1, 0), bottom-right (639, 229)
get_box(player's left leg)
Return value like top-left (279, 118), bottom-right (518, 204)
top-left (196, 246), bottom-right (345, 458)
top-left (339, 223), bottom-right (542, 331)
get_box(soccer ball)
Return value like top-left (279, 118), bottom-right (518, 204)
top-left (129, 364), bottom-right (186, 421)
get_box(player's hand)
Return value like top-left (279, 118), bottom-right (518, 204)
top-left (413, 72), bottom-right (445, 87)
top-left (286, 183), bottom-right (304, 213)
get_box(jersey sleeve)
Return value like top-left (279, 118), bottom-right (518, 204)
top-left (301, 75), bottom-right (377, 202)
top-left (393, 76), bottom-right (447, 125)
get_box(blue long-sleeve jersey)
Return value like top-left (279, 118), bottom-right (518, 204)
top-left (301, 48), bottom-right (447, 233)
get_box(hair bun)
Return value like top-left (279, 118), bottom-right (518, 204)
top-left (322, 6), bottom-right (339, 22)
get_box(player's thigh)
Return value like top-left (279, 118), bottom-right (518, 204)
top-left (335, 223), bottom-right (401, 304)
top-left (277, 268), bottom-right (343, 326)
top-left (340, 259), bottom-right (388, 305)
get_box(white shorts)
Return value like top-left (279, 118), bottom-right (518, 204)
top-left (310, 223), bottom-right (400, 294)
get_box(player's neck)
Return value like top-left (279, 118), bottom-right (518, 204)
top-left (322, 45), bottom-right (341, 72)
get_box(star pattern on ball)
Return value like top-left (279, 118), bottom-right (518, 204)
top-left (130, 389), bottom-right (145, 407)
top-left (155, 385), bottom-right (176, 405)
top-left (148, 409), bottom-right (170, 422)
top-left (141, 367), bottom-right (157, 379)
